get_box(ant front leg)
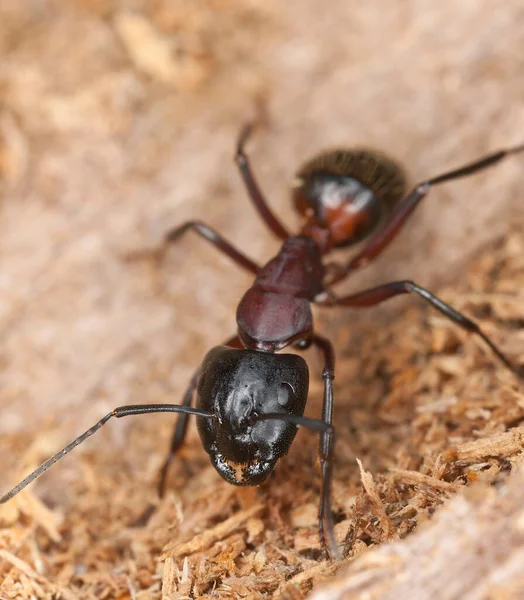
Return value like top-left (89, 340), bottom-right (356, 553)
top-left (311, 334), bottom-right (341, 560)
top-left (158, 335), bottom-right (242, 497)
top-left (157, 368), bottom-right (200, 498)
top-left (127, 220), bottom-right (260, 276)
top-left (328, 143), bottom-right (524, 285)
top-left (318, 280), bottom-right (523, 377)
top-left (235, 125), bottom-right (290, 241)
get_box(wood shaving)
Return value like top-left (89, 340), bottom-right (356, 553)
top-left (1, 3), bottom-right (524, 597)
top-left (1, 225), bottom-right (523, 599)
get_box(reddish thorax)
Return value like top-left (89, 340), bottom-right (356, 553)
top-left (236, 236), bottom-right (325, 352)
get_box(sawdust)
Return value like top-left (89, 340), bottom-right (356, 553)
top-left (1, 1), bottom-right (524, 599)
top-left (1, 231), bottom-right (523, 598)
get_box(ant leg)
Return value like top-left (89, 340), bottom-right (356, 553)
top-left (311, 334), bottom-right (341, 560)
top-left (328, 143), bottom-right (524, 285)
top-left (128, 220), bottom-right (260, 276)
top-left (157, 335), bottom-right (241, 497)
top-left (253, 409), bottom-right (339, 559)
top-left (157, 368), bottom-right (200, 498)
top-left (235, 125), bottom-right (290, 241)
top-left (318, 280), bottom-right (523, 377)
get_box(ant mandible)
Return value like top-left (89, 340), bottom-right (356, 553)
top-left (2, 125), bottom-right (523, 561)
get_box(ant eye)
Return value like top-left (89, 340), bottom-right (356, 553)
top-left (277, 382), bottom-right (295, 408)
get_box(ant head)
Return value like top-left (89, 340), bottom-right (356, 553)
top-left (292, 148), bottom-right (406, 249)
top-left (196, 346), bottom-right (309, 486)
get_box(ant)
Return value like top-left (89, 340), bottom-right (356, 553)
top-left (1, 125), bottom-right (523, 561)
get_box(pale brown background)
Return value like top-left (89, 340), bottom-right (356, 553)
top-left (1, 3), bottom-right (524, 598)
top-left (1, 0), bottom-right (523, 437)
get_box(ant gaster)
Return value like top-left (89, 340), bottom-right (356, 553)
top-left (2, 125), bottom-right (523, 560)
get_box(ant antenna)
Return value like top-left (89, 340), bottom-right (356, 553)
top-left (254, 412), bottom-right (332, 432)
top-left (0, 404), bottom-right (215, 504)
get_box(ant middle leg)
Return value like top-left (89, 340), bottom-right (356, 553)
top-left (327, 143), bottom-right (524, 285)
top-left (318, 280), bottom-right (523, 377)
top-left (235, 124), bottom-right (290, 241)
top-left (127, 220), bottom-right (260, 276)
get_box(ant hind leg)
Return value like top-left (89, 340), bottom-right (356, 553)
top-left (235, 124), bottom-right (290, 241)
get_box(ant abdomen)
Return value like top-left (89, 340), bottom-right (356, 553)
top-left (292, 148), bottom-right (406, 248)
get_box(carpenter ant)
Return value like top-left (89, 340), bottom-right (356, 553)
top-left (2, 125), bottom-right (523, 561)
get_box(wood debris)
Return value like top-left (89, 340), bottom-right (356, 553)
top-left (1, 229), bottom-right (523, 597)
top-left (1, 0), bottom-right (524, 597)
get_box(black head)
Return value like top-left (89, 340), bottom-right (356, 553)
top-left (292, 148), bottom-right (406, 248)
top-left (196, 346), bottom-right (309, 486)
